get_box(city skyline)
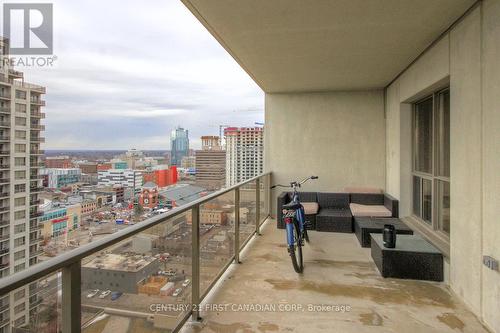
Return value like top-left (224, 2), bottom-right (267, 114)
top-left (11, 0), bottom-right (264, 150)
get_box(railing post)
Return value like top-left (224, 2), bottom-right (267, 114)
top-left (255, 178), bottom-right (261, 236)
top-left (234, 188), bottom-right (241, 264)
top-left (61, 260), bottom-right (81, 333)
top-left (191, 205), bottom-right (201, 321)
top-left (267, 173), bottom-right (273, 219)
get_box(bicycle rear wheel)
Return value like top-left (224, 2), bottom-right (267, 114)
top-left (289, 221), bottom-right (303, 273)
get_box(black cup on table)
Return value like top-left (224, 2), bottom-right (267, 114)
top-left (383, 224), bottom-right (396, 248)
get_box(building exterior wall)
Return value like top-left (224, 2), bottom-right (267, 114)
top-left (77, 162), bottom-right (98, 174)
top-left (265, 90), bottom-right (386, 214)
top-left (40, 168), bottom-right (81, 189)
top-left (45, 156), bottom-right (72, 168)
top-left (81, 260), bottom-right (160, 294)
top-left (385, 3), bottom-right (500, 331)
top-left (0, 39), bottom-right (45, 329)
top-left (195, 150), bottom-right (226, 190)
top-left (170, 127), bottom-right (189, 166)
top-left (225, 127), bottom-right (263, 187)
top-left (97, 169), bottom-right (143, 188)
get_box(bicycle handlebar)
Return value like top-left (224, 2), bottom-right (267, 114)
top-left (270, 176), bottom-right (319, 189)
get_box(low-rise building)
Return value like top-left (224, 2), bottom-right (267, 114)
top-left (39, 202), bottom-right (82, 238)
top-left (45, 155), bottom-right (73, 168)
top-left (81, 253), bottom-right (160, 293)
top-left (40, 168), bottom-right (82, 189)
top-left (98, 169), bottom-right (143, 188)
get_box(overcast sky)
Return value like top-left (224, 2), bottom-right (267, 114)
top-left (9, 0), bottom-right (264, 150)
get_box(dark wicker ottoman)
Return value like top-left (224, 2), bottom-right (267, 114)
top-left (315, 208), bottom-right (352, 233)
top-left (371, 234), bottom-right (443, 281)
top-left (354, 217), bottom-right (413, 247)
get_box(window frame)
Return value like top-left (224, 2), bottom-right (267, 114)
top-left (411, 87), bottom-right (451, 238)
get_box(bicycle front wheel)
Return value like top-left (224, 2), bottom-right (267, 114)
top-left (289, 221), bottom-right (303, 273)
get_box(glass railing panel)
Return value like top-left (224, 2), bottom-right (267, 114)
top-left (81, 211), bottom-right (192, 333)
top-left (199, 190), bottom-right (235, 296)
top-left (239, 181), bottom-right (256, 249)
top-left (8, 270), bottom-right (62, 332)
top-left (259, 175), bottom-right (268, 224)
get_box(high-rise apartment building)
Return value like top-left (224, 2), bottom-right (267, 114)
top-left (170, 127), bottom-right (189, 166)
top-left (224, 127), bottom-right (263, 187)
top-left (195, 136), bottom-right (226, 190)
top-left (0, 37), bottom-right (45, 331)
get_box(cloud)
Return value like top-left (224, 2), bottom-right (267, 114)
top-left (8, 0), bottom-right (264, 149)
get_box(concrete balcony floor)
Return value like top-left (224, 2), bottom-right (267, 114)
top-left (182, 219), bottom-right (489, 333)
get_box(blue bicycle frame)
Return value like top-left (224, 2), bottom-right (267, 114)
top-left (284, 193), bottom-right (305, 247)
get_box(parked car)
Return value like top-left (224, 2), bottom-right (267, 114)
top-left (87, 289), bottom-right (99, 298)
top-left (172, 288), bottom-right (182, 297)
top-left (99, 290), bottom-right (111, 299)
top-left (182, 279), bottom-right (191, 287)
top-left (111, 291), bottom-right (123, 301)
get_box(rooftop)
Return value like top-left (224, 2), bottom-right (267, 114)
top-left (82, 253), bottom-right (158, 272)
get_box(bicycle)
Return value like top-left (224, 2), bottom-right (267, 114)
top-left (271, 176), bottom-right (318, 273)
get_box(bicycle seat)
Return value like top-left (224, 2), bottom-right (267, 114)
top-left (283, 202), bottom-right (302, 210)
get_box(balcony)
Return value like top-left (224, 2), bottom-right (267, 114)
top-left (30, 136), bottom-right (45, 143)
top-left (0, 178), bottom-right (8, 184)
top-left (29, 249), bottom-right (43, 258)
top-left (0, 150), bottom-right (9, 156)
top-left (0, 165), bottom-right (9, 170)
top-left (29, 236), bottom-right (43, 245)
top-left (0, 192), bottom-right (8, 199)
top-left (8, 69), bottom-right (23, 79)
top-left (0, 92), bottom-right (10, 100)
top-left (29, 211), bottom-right (43, 219)
top-left (30, 99), bottom-right (46, 106)
top-left (29, 223), bottom-right (42, 231)
top-left (0, 136), bottom-right (9, 142)
top-left (30, 124), bottom-right (45, 131)
top-left (30, 149), bottom-right (45, 155)
top-left (12, 80), bottom-right (45, 94)
top-left (0, 248), bottom-right (8, 256)
top-left (29, 186), bottom-right (43, 193)
top-left (30, 199), bottom-right (41, 206)
top-left (0, 121), bottom-right (10, 128)
top-left (0, 107), bottom-right (9, 114)
top-left (30, 111), bottom-right (45, 118)
top-left (0, 171), bottom-right (490, 333)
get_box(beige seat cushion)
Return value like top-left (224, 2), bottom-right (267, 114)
top-left (349, 203), bottom-right (391, 217)
top-left (302, 202), bottom-right (319, 215)
top-left (344, 187), bottom-right (383, 194)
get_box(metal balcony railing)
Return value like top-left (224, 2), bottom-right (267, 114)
top-left (12, 81), bottom-right (45, 93)
top-left (30, 99), bottom-right (45, 106)
top-left (30, 124), bottom-right (45, 131)
top-left (0, 172), bottom-right (271, 333)
top-left (30, 111), bottom-right (45, 118)
top-left (8, 70), bottom-right (23, 78)
top-left (0, 107), bottom-right (9, 114)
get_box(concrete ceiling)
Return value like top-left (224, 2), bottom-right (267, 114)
top-left (182, 0), bottom-right (476, 93)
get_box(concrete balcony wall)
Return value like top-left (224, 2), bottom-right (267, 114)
top-left (264, 91), bottom-right (385, 214)
top-left (385, 2), bottom-right (500, 331)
